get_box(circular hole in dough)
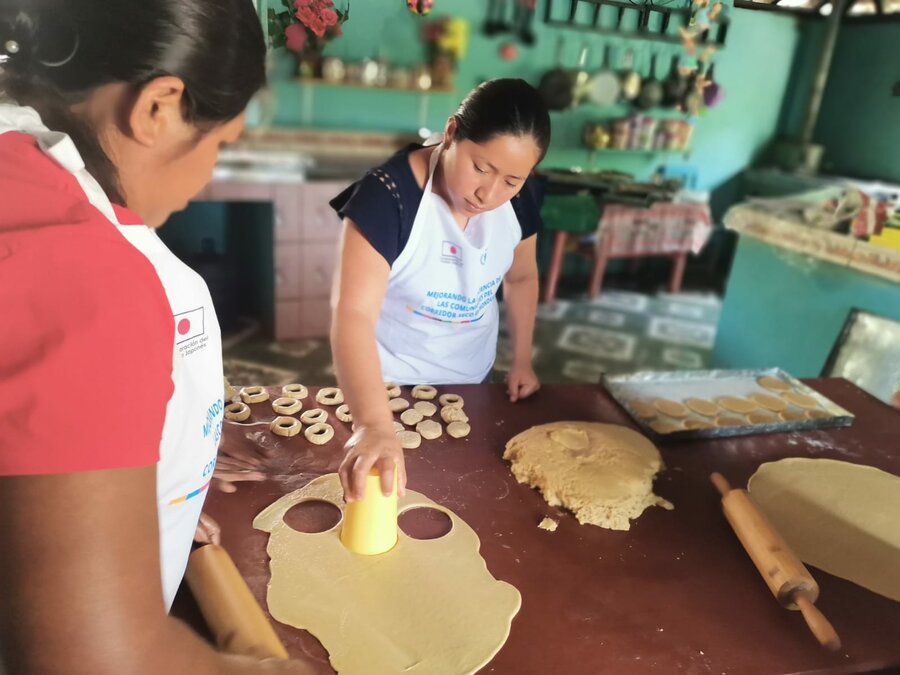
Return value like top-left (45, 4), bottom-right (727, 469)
top-left (806, 409), bottom-right (831, 419)
top-left (413, 401), bottom-right (437, 417)
top-left (284, 500), bottom-right (342, 534)
top-left (416, 419), bottom-right (442, 440)
top-left (627, 400), bottom-right (658, 420)
top-left (398, 507), bottom-right (453, 540)
top-left (649, 420), bottom-right (680, 434)
top-left (747, 412), bottom-right (779, 425)
top-left (272, 397), bottom-right (302, 415)
top-left (304, 422), bottom-right (334, 445)
top-left (397, 430), bottom-right (422, 449)
top-left (385, 382), bottom-right (402, 399)
top-left (300, 408), bottom-right (328, 425)
top-left (716, 396), bottom-right (758, 414)
top-left (389, 398), bottom-right (411, 413)
top-left (683, 419), bottom-right (715, 430)
top-left (748, 393), bottom-right (787, 412)
top-left (400, 409), bottom-right (424, 426)
top-left (335, 404), bottom-right (352, 423)
top-left (271, 416), bottom-right (302, 437)
top-left (241, 386), bottom-right (270, 404)
top-left (316, 387), bottom-right (344, 406)
top-left (441, 406), bottom-right (469, 424)
top-left (782, 391), bottom-right (820, 410)
top-left (779, 409), bottom-right (807, 422)
top-left (715, 416), bottom-right (746, 427)
top-left (439, 393), bottom-right (464, 408)
top-left (684, 398), bottom-right (720, 418)
top-left (411, 385), bottom-right (438, 401)
top-left (757, 375), bottom-right (792, 392)
top-left (282, 383), bottom-right (308, 400)
top-left (224, 402), bottom-right (251, 422)
top-left (653, 399), bottom-right (689, 418)
top-left (446, 421), bottom-right (471, 439)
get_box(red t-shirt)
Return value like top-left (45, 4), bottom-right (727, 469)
top-left (0, 131), bottom-right (174, 475)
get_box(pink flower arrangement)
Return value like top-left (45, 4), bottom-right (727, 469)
top-left (269, 0), bottom-right (349, 56)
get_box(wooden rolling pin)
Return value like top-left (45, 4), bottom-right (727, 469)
top-left (185, 544), bottom-right (288, 659)
top-left (710, 472), bottom-right (841, 651)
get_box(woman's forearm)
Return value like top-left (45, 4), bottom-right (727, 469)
top-left (503, 275), bottom-right (539, 364)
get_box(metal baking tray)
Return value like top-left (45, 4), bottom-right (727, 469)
top-left (601, 367), bottom-right (854, 442)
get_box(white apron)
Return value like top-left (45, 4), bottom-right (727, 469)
top-left (376, 145), bottom-right (522, 384)
top-left (0, 105), bottom-right (224, 610)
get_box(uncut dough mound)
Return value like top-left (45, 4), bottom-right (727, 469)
top-left (504, 422), bottom-right (672, 531)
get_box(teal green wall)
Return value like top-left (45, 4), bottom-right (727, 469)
top-left (712, 236), bottom-right (900, 376)
top-left (814, 23), bottom-right (900, 182)
top-left (261, 1), bottom-right (805, 191)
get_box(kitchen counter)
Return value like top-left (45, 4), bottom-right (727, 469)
top-left (173, 379), bottom-right (900, 674)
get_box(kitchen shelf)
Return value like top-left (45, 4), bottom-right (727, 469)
top-left (294, 78), bottom-right (456, 94)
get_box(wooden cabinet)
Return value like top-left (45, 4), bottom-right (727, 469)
top-left (196, 178), bottom-right (346, 340)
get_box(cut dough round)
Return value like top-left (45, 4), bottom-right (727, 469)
top-left (335, 404), bottom-right (352, 423)
top-left (683, 419), bottom-right (714, 430)
top-left (441, 406), bottom-right (469, 424)
top-left (649, 420), bottom-right (680, 434)
top-left (653, 399), bottom-right (689, 419)
top-left (241, 386), bottom-right (270, 404)
top-left (782, 391), bottom-right (820, 410)
top-left (779, 409), bottom-right (806, 422)
top-left (305, 422), bottom-right (334, 445)
top-left (271, 415), bottom-right (302, 438)
top-left (224, 401), bottom-right (251, 422)
top-left (316, 387), bottom-right (344, 406)
top-left (282, 383), bottom-right (309, 400)
top-left (715, 416), bottom-right (746, 427)
top-left (749, 393), bottom-right (788, 412)
top-left (717, 396), bottom-right (758, 414)
top-left (503, 422), bottom-right (672, 531)
top-left (400, 409), bottom-right (424, 426)
top-left (272, 397), bottom-right (302, 415)
top-left (757, 375), bottom-right (792, 392)
top-left (627, 400), bottom-right (658, 420)
top-left (806, 408), bottom-right (831, 419)
top-left (394, 420), bottom-right (405, 432)
top-left (397, 430), bottom-right (422, 449)
top-left (439, 393), bottom-right (464, 409)
top-left (447, 421), bottom-right (471, 439)
top-left (416, 419), bottom-right (443, 440)
top-left (747, 412), bottom-right (779, 425)
top-left (414, 401), bottom-right (437, 417)
top-left (684, 398), bottom-right (720, 418)
top-left (389, 398), bottom-right (410, 413)
top-left (385, 382), bottom-right (402, 399)
top-left (300, 408), bottom-right (329, 425)
top-left (411, 385), bottom-right (438, 400)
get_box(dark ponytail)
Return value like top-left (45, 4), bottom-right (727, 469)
top-left (0, 0), bottom-right (266, 204)
top-left (452, 78), bottom-right (551, 162)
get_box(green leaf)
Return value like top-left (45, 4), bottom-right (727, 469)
top-left (280, 0), bottom-right (294, 11)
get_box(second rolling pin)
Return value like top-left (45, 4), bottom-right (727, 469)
top-left (711, 472), bottom-right (841, 651)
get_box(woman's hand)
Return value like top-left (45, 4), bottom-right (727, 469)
top-left (193, 512), bottom-right (221, 545)
top-left (506, 361), bottom-right (540, 402)
top-left (209, 454), bottom-right (266, 494)
top-left (338, 426), bottom-right (407, 502)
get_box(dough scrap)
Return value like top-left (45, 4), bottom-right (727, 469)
top-left (441, 406), bottom-right (469, 424)
top-left (335, 404), bottom-right (352, 423)
top-left (627, 400), bottom-right (658, 420)
top-left (447, 421), bottom-right (471, 439)
top-left (685, 398), bottom-right (720, 418)
top-left (400, 409), bottom-right (424, 426)
top-left (504, 422), bottom-right (672, 530)
top-left (253, 474), bottom-right (521, 675)
top-left (416, 419), bottom-right (442, 440)
top-left (411, 385), bottom-right (438, 400)
top-left (414, 401), bottom-right (437, 417)
top-left (653, 399), bottom-right (689, 418)
top-left (397, 430), bottom-right (422, 449)
top-left (717, 396), bottom-right (758, 414)
top-left (389, 398), bottom-right (411, 413)
top-left (757, 376), bottom-right (791, 392)
top-left (749, 458), bottom-right (900, 602)
top-left (537, 517), bottom-right (558, 532)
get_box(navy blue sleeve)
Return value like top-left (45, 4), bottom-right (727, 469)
top-left (512, 174), bottom-right (546, 240)
top-left (329, 168), bottom-right (405, 265)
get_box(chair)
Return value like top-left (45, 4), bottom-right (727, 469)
top-left (540, 194), bottom-right (600, 303)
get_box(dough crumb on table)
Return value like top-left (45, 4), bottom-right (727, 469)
top-left (538, 517), bottom-right (558, 532)
top-left (504, 422), bottom-right (673, 531)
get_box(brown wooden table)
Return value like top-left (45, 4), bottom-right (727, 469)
top-left (173, 379), bottom-right (900, 674)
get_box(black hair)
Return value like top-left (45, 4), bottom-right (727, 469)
top-left (452, 78), bottom-right (551, 162)
top-left (0, 0), bottom-right (266, 204)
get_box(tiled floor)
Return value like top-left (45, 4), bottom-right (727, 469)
top-left (222, 290), bottom-right (722, 386)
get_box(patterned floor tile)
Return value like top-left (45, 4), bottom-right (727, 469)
top-left (646, 316), bottom-right (716, 349)
top-left (557, 325), bottom-right (637, 362)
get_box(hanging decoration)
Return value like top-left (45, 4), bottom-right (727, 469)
top-left (407, 0), bottom-right (434, 15)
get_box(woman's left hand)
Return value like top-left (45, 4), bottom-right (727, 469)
top-left (506, 362), bottom-right (540, 402)
top-left (193, 512), bottom-right (221, 545)
top-left (210, 454), bottom-right (266, 494)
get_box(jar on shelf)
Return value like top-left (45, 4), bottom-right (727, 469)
top-left (637, 117), bottom-right (659, 151)
top-left (610, 118), bottom-right (630, 150)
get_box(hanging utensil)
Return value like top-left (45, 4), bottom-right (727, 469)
top-left (570, 42), bottom-right (591, 106)
top-left (703, 62), bottom-right (724, 107)
top-left (637, 52), bottom-right (663, 110)
top-left (681, 63), bottom-right (705, 116)
top-left (538, 37), bottom-right (575, 111)
top-left (586, 43), bottom-right (622, 107)
top-left (515, 0), bottom-right (536, 45)
top-left (662, 54), bottom-right (688, 108)
top-left (484, 0), bottom-right (511, 36)
top-left (619, 48), bottom-right (642, 103)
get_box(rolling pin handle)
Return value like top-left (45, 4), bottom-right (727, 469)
top-left (795, 594), bottom-right (842, 652)
top-left (710, 472), bottom-right (732, 498)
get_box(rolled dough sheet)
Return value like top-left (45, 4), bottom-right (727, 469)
top-left (504, 422), bottom-right (672, 531)
top-left (748, 458), bottom-right (900, 602)
top-left (253, 474), bottom-right (521, 674)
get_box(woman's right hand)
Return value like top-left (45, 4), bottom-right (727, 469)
top-left (338, 426), bottom-right (407, 502)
